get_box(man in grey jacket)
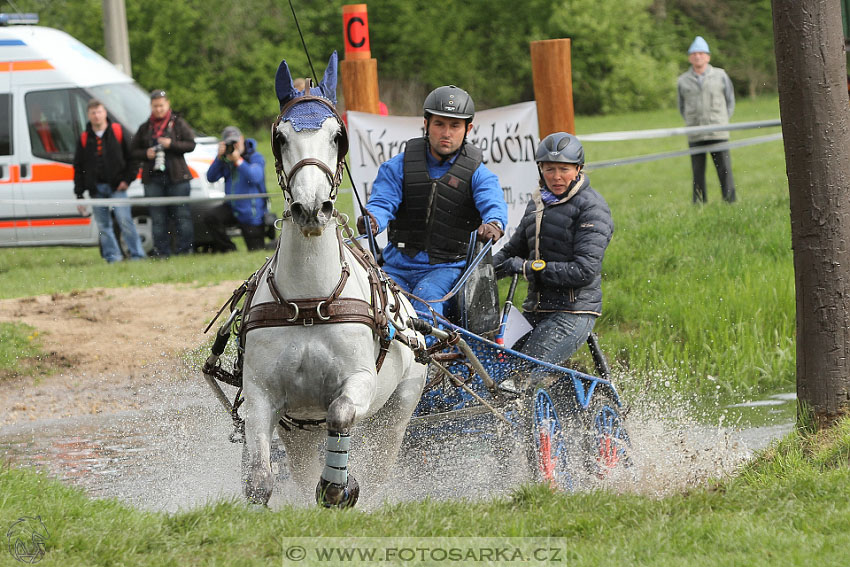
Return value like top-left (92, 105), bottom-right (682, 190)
top-left (677, 36), bottom-right (737, 203)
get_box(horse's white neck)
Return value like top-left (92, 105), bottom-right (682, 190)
top-left (273, 218), bottom-right (344, 298)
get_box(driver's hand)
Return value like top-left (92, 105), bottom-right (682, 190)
top-left (356, 212), bottom-right (379, 235)
top-left (476, 221), bottom-right (504, 243)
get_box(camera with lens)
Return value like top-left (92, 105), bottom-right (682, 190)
top-left (224, 141), bottom-right (236, 155)
top-left (153, 144), bottom-right (166, 172)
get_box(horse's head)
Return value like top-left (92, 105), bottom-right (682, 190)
top-left (272, 52), bottom-right (349, 236)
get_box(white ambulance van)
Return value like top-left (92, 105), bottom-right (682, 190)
top-left (0, 15), bottom-right (223, 252)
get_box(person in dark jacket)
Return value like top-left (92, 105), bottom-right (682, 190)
top-left (493, 132), bottom-right (613, 366)
top-left (73, 99), bottom-right (145, 262)
top-left (203, 126), bottom-right (269, 252)
top-left (130, 89), bottom-right (196, 257)
top-left (356, 85), bottom-right (508, 318)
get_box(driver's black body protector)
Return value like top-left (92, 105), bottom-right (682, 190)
top-left (388, 138), bottom-right (483, 265)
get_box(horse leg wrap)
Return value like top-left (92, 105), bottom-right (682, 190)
top-left (322, 433), bottom-right (350, 485)
top-left (317, 433), bottom-right (359, 508)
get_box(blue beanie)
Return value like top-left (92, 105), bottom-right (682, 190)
top-left (688, 36), bottom-right (710, 54)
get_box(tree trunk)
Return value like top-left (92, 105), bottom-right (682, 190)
top-left (772, 0), bottom-right (850, 428)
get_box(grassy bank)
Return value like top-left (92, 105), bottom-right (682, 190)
top-left (580, 95), bottom-right (791, 397)
top-left (2, 418), bottom-right (848, 566)
top-left (0, 95), bottom-right (792, 395)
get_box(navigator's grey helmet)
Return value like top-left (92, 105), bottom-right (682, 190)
top-left (535, 132), bottom-right (585, 166)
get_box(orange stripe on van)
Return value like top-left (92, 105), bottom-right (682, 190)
top-left (0, 164), bottom-right (73, 183)
top-left (29, 163), bottom-right (73, 182)
top-left (8, 60), bottom-right (55, 71)
top-left (0, 217), bottom-right (92, 229)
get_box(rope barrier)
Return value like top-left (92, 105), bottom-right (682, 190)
top-left (0, 119), bottom-right (783, 207)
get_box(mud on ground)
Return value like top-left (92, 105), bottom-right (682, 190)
top-left (0, 282), bottom-right (241, 426)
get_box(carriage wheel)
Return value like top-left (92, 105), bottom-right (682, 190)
top-left (581, 391), bottom-right (632, 478)
top-left (530, 389), bottom-right (574, 491)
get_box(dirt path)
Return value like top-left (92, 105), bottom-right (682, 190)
top-left (0, 282), bottom-right (241, 426)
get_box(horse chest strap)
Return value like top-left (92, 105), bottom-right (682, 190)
top-left (242, 298), bottom-right (378, 333)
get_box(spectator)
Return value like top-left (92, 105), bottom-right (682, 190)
top-left (357, 85), bottom-right (508, 318)
top-left (131, 89), bottom-right (196, 257)
top-left (73, 99), bottom-right (146, 262)
top-left (203, 126), bottom-right (269, 252)
top-left (493, 132), bottom-right (613, 367)
top-left (677, 36), bottom-right (737, 203)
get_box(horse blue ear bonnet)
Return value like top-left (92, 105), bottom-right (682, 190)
top-left (275, 52), bottom-right (339, 131)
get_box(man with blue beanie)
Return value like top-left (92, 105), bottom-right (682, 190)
top-left (677, 36), bottom-right (737, 203)
top-left (203, 126), bottom-right (270, 251)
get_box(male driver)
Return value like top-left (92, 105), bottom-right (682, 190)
top-left (203, 126), bottom-right (269, 252)
top-left (357, 85), bottom-right (508, 317)
top-left (73, 99), bottom-right (146, 262)
top-left (131, 89), bottom-right (196, 257)
top-left (677, 36), bottom-right (737, 203)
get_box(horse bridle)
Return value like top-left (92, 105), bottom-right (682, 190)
top-left (271, 94), bottom-right (350, 204)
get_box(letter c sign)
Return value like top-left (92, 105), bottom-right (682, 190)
top-left (342, 4), bottom-right (371, 59)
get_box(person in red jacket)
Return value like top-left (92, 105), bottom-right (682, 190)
top-left (73, 99), bottom-right (146, 262)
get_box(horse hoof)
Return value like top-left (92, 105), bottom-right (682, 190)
top-left (316, 476), bottom-right (360, 508)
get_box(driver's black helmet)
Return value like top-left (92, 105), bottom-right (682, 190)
top-left (423, 85), bottom-right (475, 121)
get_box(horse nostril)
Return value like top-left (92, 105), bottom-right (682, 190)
top-left (290, 202), bottom-right (305, 219)
top-left (321, 200), bottom-right (334, 218)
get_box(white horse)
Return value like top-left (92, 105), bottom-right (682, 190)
top-left (239, 53), bottom-right (427, 508)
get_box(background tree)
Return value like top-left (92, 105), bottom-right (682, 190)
top-left (18, 0), bottom-right (778, 133)
top-left (772, 0), bottom-right (850, 429)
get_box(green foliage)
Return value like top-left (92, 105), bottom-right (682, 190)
top-left (546, 0), bottom-right (681, 114)
top-left (15, 0), bottom-right (778, 133)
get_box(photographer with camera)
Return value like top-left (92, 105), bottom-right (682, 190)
top-left (131, 89), bottom-right (196, 258)
top-left (203, 126), bottom-right (270, 252)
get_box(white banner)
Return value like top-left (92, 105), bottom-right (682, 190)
top-left (347, 101), bottom-right (540, 243)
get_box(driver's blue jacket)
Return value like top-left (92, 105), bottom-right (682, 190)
top-left (366, 148), bottom-right (508, 271)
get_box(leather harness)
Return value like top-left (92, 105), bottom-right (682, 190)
top-left (237, 219), bottom-right (412, 374)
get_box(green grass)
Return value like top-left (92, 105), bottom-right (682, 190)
top-left (0, 322), bottom-right (45, 380)
top-left (2, 418), bottom-right (849, 566)
top-left (1, 95), bottom-right (791, 396)
top-left (579, 94), bottom-right (791, 397)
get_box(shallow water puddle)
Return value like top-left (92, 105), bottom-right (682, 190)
top-left (1, 387), bottom-right (796, 510)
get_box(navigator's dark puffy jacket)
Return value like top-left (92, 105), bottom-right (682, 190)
top-left (493, 175), bottom-right (613, 315)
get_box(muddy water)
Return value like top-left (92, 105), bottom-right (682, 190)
top-left (0, 377), bottom-right (795, 512)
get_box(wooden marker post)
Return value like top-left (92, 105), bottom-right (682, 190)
top-left (530, 38), bottom-right (576, 137)
top-left (341, 4), bottom-right (380, 114)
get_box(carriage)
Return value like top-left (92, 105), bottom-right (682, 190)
top-left (401, 238), bottom-right (632, 492)
top-left (200, 52), bottom-right (631, 507)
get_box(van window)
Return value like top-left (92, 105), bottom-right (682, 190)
top-left (0, 94), bottom-right (11, 156)
top-left (86, 82), bottom-right (151, 133)
top-left (26, 88), bottom-right (89, 164)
